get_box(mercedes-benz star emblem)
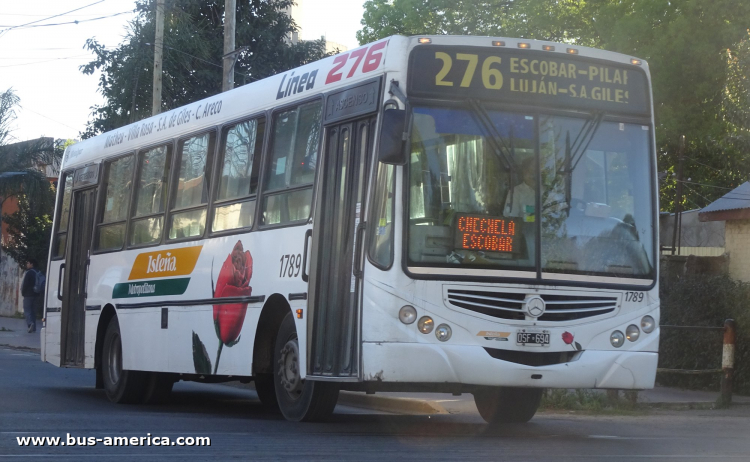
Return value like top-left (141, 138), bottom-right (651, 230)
top-left (525, 296), bottom-right (546, 318)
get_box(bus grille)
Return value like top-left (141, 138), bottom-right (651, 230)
top-left (446, 289), bottom-right (618, 322)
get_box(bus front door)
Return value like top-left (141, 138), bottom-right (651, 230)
top-left (307, 117), bottom-right (375, 378)
top-left (60, 186), bottom-right (96, 367)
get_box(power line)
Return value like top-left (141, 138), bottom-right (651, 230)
top-left (0, 0), bottom-right (107, 37)
top-left (0, 55), bottom-right (92, 68)
top-left (0, 11), bottom-right (130, 18)
top-left (21, 106), bottom-right (81, 132)
top-left (683, 183), bottom-right (713, 207)
top-left (0, 11), bottom-right (135, 29)
top-left (145, 42), bottom-right (260, 82)
top-left (678, 180), bottom-right (750, 201)
top-left (676, 179), bottom-right (739, 191)
top-left (684, 155), bottom-right (724, 173)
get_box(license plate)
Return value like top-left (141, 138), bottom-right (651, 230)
top-left (516, 329), bottom-right (550, 347)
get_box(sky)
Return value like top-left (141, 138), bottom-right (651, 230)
top-left (0, 0), bottom-right (365, 143)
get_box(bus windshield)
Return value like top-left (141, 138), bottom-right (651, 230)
top-left (407, 105), bottom-right (655, 279)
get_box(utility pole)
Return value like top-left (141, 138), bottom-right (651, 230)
top-left (152, 0), bottom-right (166, 115)
top-left (671, 135), bottom-right (685, 256)
top-left (222, 0), bottom-right (236, 92)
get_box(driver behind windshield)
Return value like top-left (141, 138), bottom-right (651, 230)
top-left (504, 157), bottom-right (536, 222)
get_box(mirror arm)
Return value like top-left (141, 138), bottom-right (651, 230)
top-left (388, 80), bottom-right (408, 108)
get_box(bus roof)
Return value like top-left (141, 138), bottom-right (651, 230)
top-left (62, 35), bottom-right (648, 171)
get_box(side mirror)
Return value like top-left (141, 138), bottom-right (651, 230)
top-left (377, 108), bottom-right (407, 165)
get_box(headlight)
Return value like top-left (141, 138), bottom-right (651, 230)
top-left (626, 324), bottom-right (640, 342)
top-left (641, 315), bottom-right (655, 334)
top-left (435, 324), bottom-right (452, 342)
top-left (610, 330), bottom-right (625, 348)
top-left (417, 316), bottom-right (434, 334)
top-left (399, 305), bottom-right (417, 324)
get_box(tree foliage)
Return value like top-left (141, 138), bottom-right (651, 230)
top-left (2, 194), bottom-right (54, 272)
top-left (81, 0), bottom-right (329, 138)
top-left (723, 31), bottom-right (750, 156)
top-left (358, 0), bottom-right (750, 210)
top-left (0, 89), bottom-right (62, 207)
top-left (0, 90), bottom-right (64, 270)
top-left (0, 89), bottom-right (20, 147)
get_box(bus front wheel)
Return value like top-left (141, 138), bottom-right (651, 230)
top-left (273, 312), bottom-right (339, 421)
top-left (473, 387), bottom-right (543, 424)
top-left (101, 317), bottom-right (147, 404)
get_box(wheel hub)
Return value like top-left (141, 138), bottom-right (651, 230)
top-left (277, 339), bottom-right (302, 398)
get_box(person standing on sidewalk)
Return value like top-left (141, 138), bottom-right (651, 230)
top-left (21, 258), bottom-right (41, 333)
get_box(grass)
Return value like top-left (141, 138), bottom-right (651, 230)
top-left (540, 389), bottom-right (645, 415)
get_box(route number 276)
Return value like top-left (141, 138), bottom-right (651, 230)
top-left (434, 52), bottom-right (504, 89)
top-left (279, 254), bottom-right (302, 278)
top-left (325, 41), bottom-right (387, 85)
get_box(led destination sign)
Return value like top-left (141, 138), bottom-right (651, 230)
top-left (408, 46), bottom-right (650, 115)
top-left (455, 214), bottom-right (518, 253)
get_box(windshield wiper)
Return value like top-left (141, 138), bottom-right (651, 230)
top-left (560, 111), bottom-right (604, 209)
top-left (468, 99), bottom-right (520, 210)
top-left (562, 111), bottom-right (604, 174)
top-left (468, 99), bottom-right (516, 172)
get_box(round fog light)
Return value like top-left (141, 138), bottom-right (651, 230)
top-left (641, 315), bottom-right (655, 334)
top-left (626, 324), bottom-right (640, 342)
top-left (417, 316), bottom-right (434, 334)
top-left (435, 324), bottom-right (452, 342)
top-left (610, 330), bottom-right (625, 348)
top-left (399, 305), bottom-right (417, 324)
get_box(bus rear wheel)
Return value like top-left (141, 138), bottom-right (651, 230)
top-left (101, 317), bottom-right (147, 404)
top-left (254, 373), bottom-right (278, 409)
top-left (273, 312), bottom-right (339, 421)
top-left (142, 372), bottom-right (176, 404)
top-left (473, 387), bottom-right (543, 424)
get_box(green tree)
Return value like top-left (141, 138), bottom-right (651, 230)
top-left (0, 89), bottom-right (61, 209)
top-left (2, 194), bottom-right (54, 272)
top-left (724, 31), bottom-right (750, 155)
top-left (0, 89), bottom-right (62, 270)
top-left (81, 0), bottom-right (329, 138)
top-left (357, 0), bottom-right (750, 210)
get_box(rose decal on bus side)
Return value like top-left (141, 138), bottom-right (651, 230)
top-left (192, 240), bottom-right (253, 375)
top-left (562, 331), bottom-right (582, 351)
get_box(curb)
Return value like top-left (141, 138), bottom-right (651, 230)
top-left (641, 401), bottom-right (750, 410)
top-left (337, 391), bottom-right (446, 415)
top-left (0, 344), bottom-right (40, 353)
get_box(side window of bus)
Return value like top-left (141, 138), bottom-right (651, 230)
top-left (212, 117), bottom-right (265, 232)
top-left (261, 100), bottom-right (322, 226)
top-left (168, 131), bottom-right (216, 240)
top-left (368, 163), bottom-right (395, 268)
top-left (52, 172), bottom-right (74, 258)
top-left (96, 155), bottom-right (134, 251)
top-left (130, 144), bottom-right (172, 246)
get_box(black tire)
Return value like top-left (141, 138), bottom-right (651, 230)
top-left (101, 317), bottom-right (147, 404)
top-left (273, 312), bottom-right (339, 422)
top-left (473, 387), bottom-right (543, 424)
top-left (254, 373), bottom-right (278, 409)
top-left (142, 372), bottom-right (176, 404)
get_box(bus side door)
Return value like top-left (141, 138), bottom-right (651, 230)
top-left (59, 165), bottom-right (99, 367)
top-left (307, 115), bottom-right (376, 378)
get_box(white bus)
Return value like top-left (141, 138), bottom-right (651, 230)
top-left (42, 35), bottom-right (659, 423)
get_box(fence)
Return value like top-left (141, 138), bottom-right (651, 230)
top-left (658, 319), bottom-right (736, 407)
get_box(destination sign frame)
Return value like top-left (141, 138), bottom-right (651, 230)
top-left (454, 213), bottom-right (519, 254)
top-left (407, 46), bottom-right (651, 116)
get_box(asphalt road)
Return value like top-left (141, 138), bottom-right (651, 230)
top-left (2, 347), bottom-right (750, 461)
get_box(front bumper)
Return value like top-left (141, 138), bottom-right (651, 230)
top-left (362, 341), bottom-right (658, 389)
